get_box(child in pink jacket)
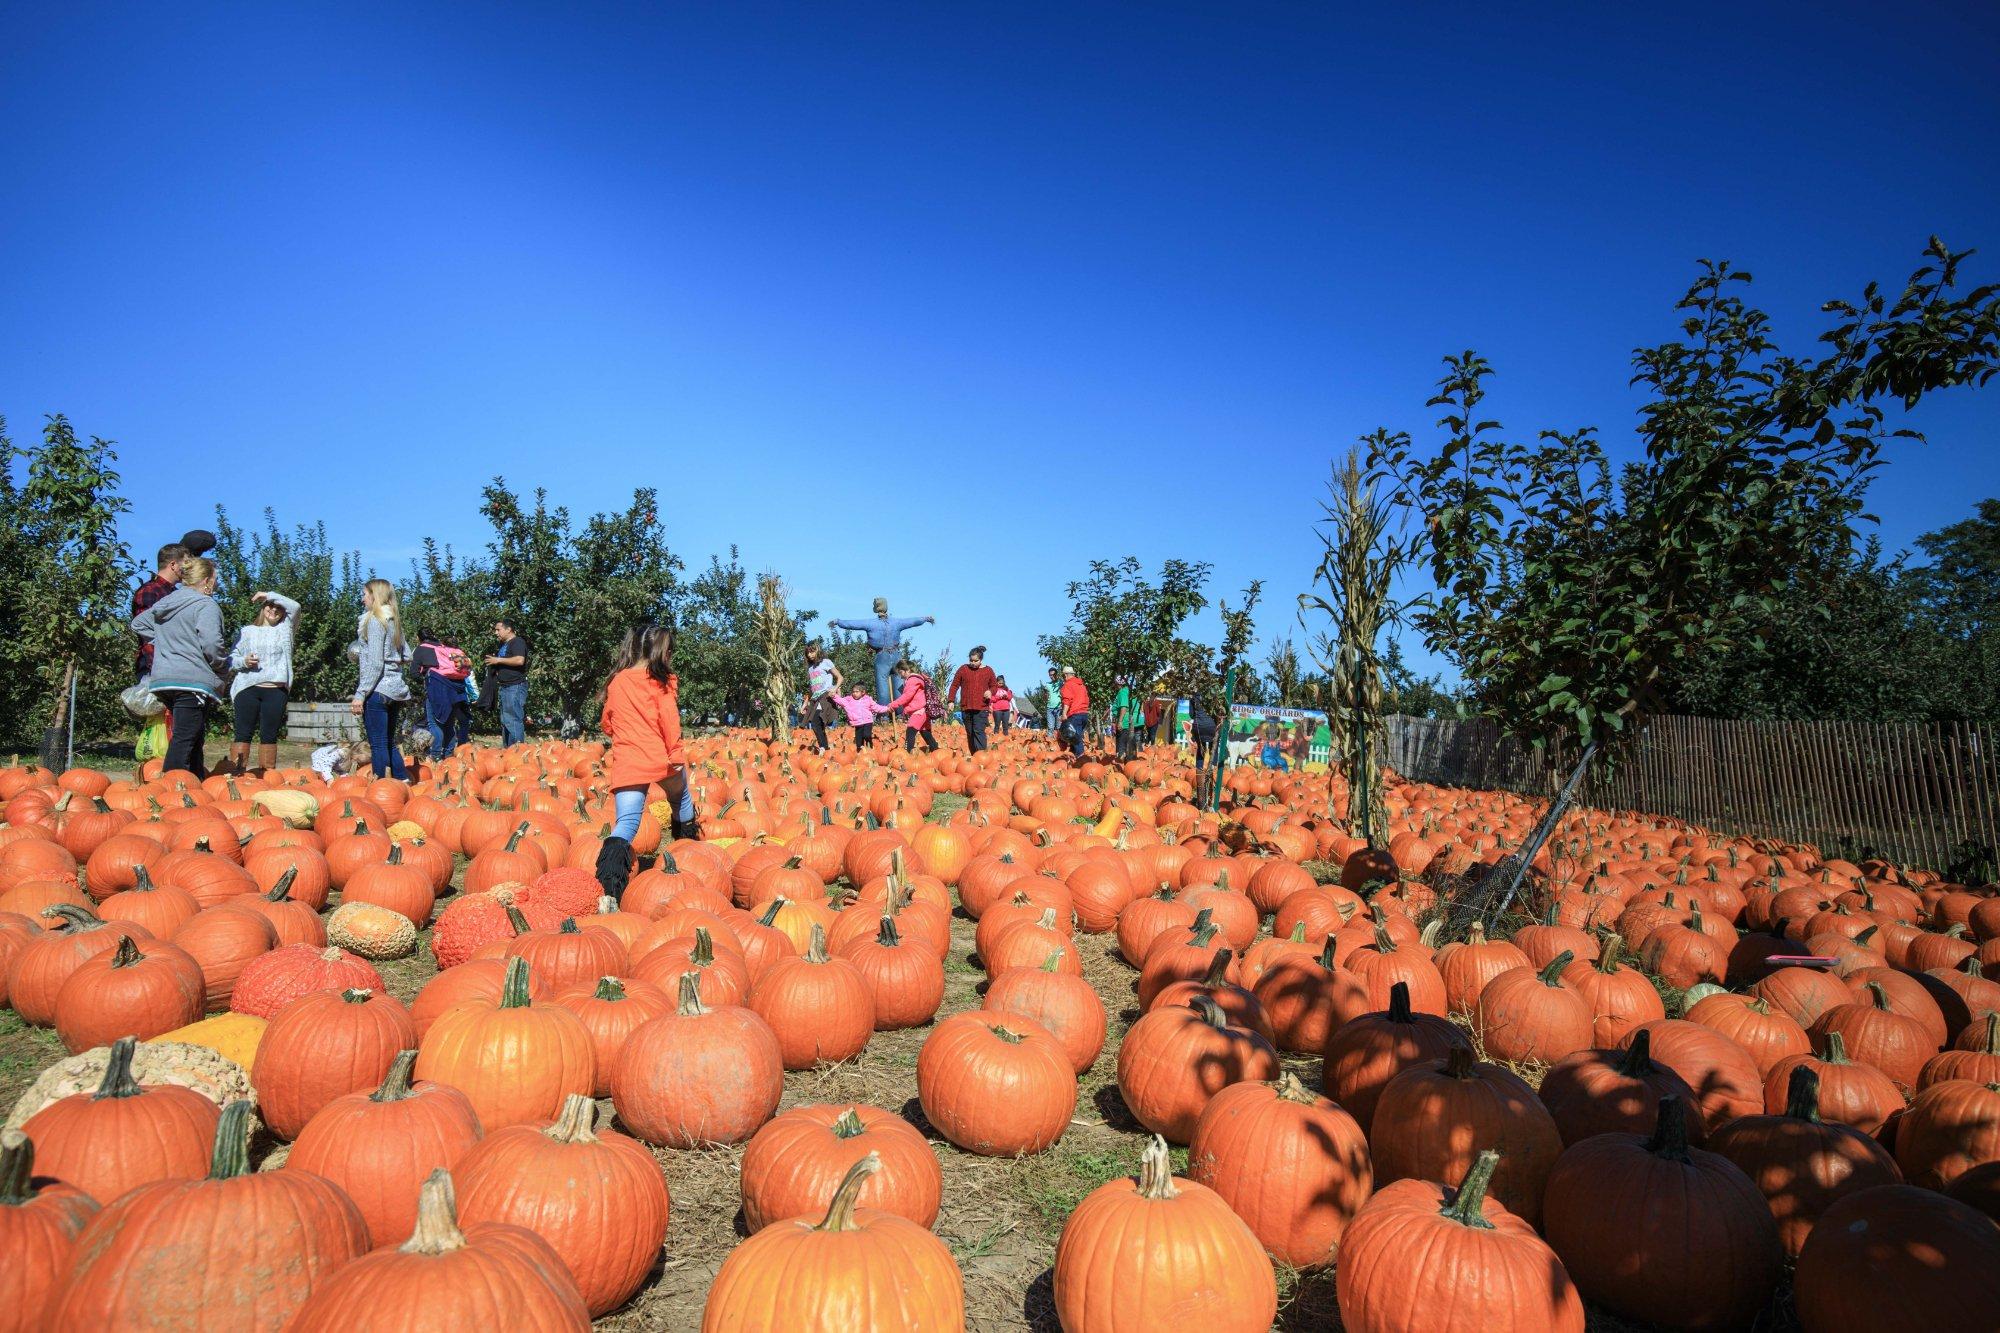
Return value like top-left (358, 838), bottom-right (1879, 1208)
top-left (884, 659), bottom-right (940, 753)
top-left (837, 683), bottom-right (890, 748)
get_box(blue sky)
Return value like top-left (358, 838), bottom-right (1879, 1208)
top-left (4, 2), bottom-right (1997, 689)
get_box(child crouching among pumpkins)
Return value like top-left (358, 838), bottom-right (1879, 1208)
top-left (595, 623), bottom-right (700, 900)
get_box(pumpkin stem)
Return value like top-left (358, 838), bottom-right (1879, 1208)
top-left (1977, 1010), bottom-right (2000, 1056)
top-left (804, 923), bottom-right (832, 964)
top-left (1853, 924), bottom-right (1879, 947)
top-left (1442, 1044), bottom-right (1478, 1079)
top-left (1863, 981), bottom-right (1892, 1012)
top-left (1273, 1070), bottom-right (1315, 1105)
top-left (371, 1050), bottom-right (419, 1103)
top-left (1134, 1135), bottom-right (1180, 1201)
top-left (1643, 1095), bottom-right (1693, 1162)
top-left (545, 1093), bottom-right (600, 1144)
top-left (386, 843), bottom-right (404, 866)
top-left (1536, 950), bottom-right (1575, 986)
top-left (1200, 948), bottom-right (1234, 988)
top-left (989, 1023), bottom-right (1026, 1045)
top-left (1438, 1148), bottom-right (1501, 1230)
top-left (43, 903), bottom-right (102, 932)
top-left (1615, 1028), bottom-right (1659, 1077)
top-left (1822, 1030), bottom-right (1854, 1065)
top-left (676, 971), bottom-right (709, 1016)
top-left (108, 935), bottom-right (144, 969)
top-left (499, 956), bottom-right (534, 1008)
top-left (503, 905), bottom-right (532, 936)
top-left (1285, 922), bottom-right (1307, 943)
top-left (1189, 917), bottom-right (1221, 949)
top-left (0, 1128), bottom-right (38, 1205)
top-left (207, 1100), bottom-right (256, 1181)
top-left (1386, 980), bottom-right (1413, 1023)
top-left (814, 1151), bottom-right (882, 1232)
top-left (873, 915), bottom-right (902, 948)
top-left (1038, 950), bottom-right (1066, 973)
top-left (132, 863), bottom-right (159, 892)
top-left (592, 976), bottom-right (626, 1002)
top-left (340, 987), bottom-right (374, 1004)
top-left (1594, 936), bottom-right (1625, 974)
top-left (1315, 936), bottom-right (1338, 970)
top-left (1189, 994), bottom-right (1230, 1030)
top-left (558, 918), bottom-right (582, 935)
top-left (92, 1035), bottom-right (144, 1100)
top-left (505, 823), bottom-right (528, 852)
top-left (659, 851), bottom-right (680, 874)
top-left (1370, 917), bottom-right (1396, 954)
top-left (684, 927), bottom-right (716, 968)
top-left (757, 900), bottom-right (784, 928)
top-left (831, 1108), bottom-right (867, 1139)
top-left (1783, 1065), bottom-right (1824, 1123)
top-left (264, 866), bottom-right (297, 902)
top-left (401, 1170), bottom-right (470, 1255)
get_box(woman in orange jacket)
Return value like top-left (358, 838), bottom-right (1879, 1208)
top-left (595, 624), bottom-right (700, 899)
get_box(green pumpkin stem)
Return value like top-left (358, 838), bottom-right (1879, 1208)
top-left (372, 1050), bottom-right (418, 1103)
top-left (1595, 936), bottom-right (1625, 973)
top-left (1039, 950), bottom-right (1067, 972)
top-left (0, 1128), bottom-right (38, 1204)
top-left (874, 915), bottom-right (902, 948)
top-left (108, 936), bottom-right (144, 969)
top-left (831, 1108), bottom-right (868, 1138)
top-left (758, 900), bottom-right (784, 928)
top-left (207, 1100), bottom-right (256, 1180)
top-left (92, 1036), bottom-right (144, 1100)
top-left (1643, 1095), bottom-right (1693, 1162)
top-left (1823, 1030), bottom-right (1854, 1065)
top-left (499, 956), bottom-right (534, 1008)
top-left (264, 866), bottom-right (297, 902)
top-left (1200, 948), bottom-right (1235, 989)
top-left (1783, 1065), bottom-right (1824, 1122)
top-left (1615, 1028), bottom-right (1659, 1077)
top-left (1863, 981), bottom-right (1893, 1011)
top-left (132, 863), bottom-right (159, 892)
top-left (402, 1170), bottom-right (469, 1255)
top-left (503, 905), bottom-right (532, 936)
top-left (1439, 1148), bottom-right (1501, 1229)
top-left (1537, 950), bottom-right (1575, 986)
top-left (593, 976), bottom-right (627, 1002)
top-left (815, 1151), bottom-right (882, 1232)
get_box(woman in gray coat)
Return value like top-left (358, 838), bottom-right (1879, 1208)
top-left (130, 555), bottom-right (230, 778)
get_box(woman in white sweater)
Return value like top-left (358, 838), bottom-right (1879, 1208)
top-left (227, 590), bottom-right (301, 774)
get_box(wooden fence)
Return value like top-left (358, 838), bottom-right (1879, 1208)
top-left (1381, 713), bottom-right (2000, 876)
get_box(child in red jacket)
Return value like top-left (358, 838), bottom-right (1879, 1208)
top-left (596, 624), bottom-right (699, 899)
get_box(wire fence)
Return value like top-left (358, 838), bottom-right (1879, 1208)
top-left (1383, 713), bottom-right (2000, 878)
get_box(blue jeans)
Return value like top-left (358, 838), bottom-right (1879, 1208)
top-left (1062, 713), bottom-right (1087, 758)
top-left (498, 682), bottom-right (527, 746)
top-left (426, 677), bottom-right (468, 757)
top-left (873, 650), bottom-right (901, 712)
top-left (362, 692), bottom-right (408, 779)
top-left (611, 778), bottom-right (693, 841)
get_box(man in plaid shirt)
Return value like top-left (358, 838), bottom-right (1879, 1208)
top-left (131, 541), bottom-right (187, 681)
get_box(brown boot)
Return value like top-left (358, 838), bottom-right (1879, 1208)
top-left (258, 744), bottom-right (279, 775)
top-left (227, 743), bottom-right (251, 775)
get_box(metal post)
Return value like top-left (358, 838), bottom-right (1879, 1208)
top-left (1209, 666), bottom-right (1238, 811)
top-left (1485, 741), bottom-right (1598, 926)
top-left (65, 664), bottom-right (77, 772)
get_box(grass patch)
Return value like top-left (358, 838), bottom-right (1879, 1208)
top-left (1013, 1138), bottom-right (1189, 1235)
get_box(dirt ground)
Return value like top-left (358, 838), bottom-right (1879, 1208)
top-left (0, 791), bottom-right (1774, 1331)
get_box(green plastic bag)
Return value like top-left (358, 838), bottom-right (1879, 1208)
top-left (135, 717), bottom-right (168, 763)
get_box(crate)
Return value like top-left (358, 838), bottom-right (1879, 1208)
top-left (287, 702), bottom-right (363, 744)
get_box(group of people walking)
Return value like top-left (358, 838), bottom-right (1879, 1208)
top-left (802, 603), bottom-right (1028, 759)
top-left (127, 531), bottom-right (529, 780)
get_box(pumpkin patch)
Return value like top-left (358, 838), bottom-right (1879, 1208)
top-left (4, 727), bottom-right (1998, 1327)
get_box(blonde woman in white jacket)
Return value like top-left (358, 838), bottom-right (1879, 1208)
top-left (227, 590), bottom-right (301, 774)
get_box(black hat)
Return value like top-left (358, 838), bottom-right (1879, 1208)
top-left (181, 529), bottom-right (217, 556)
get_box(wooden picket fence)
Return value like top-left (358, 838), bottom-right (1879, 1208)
top-left (1381, 713), bottom-right (2000, 877)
